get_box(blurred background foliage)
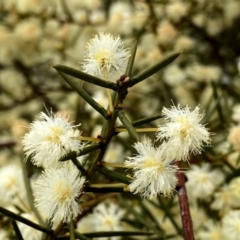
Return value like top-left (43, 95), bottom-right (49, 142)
top-left (1, 0), bottom-right (240, 239)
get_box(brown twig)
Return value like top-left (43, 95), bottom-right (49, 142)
top-left (0, 141), bottom-right (16, 148)
top-left (176, 162), bottom-right (195, 240)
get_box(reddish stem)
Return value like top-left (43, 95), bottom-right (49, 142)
top-left (176, 162), bottom-right (195, 240)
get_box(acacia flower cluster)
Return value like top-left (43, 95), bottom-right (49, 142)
top-left (125, 105), bottom-right (211, 199)
top-left (82, 32), bottom-right (130, 81)
top-left (22, 111), bottom-right (85, 168)
top-left (34, 166), bottom-right (85, 226)
top-left (125, 138), bottom-right (178, 199)
top-left (22, 110), bottom-right (86, 225)
top-left (156, 105), bottom-right (211, 161)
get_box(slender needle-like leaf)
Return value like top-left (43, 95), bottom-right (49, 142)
top-left (211, 81), bottom-right (225, 124)
top-left (131, 113), bottom-right (163, 127)
top-left (12, 220), bottom-right (24, 240)
top-left (20, 156), bottom-right (44, 225)
top-left (117, 110), bottom-right (139, 141)
top-left (0, 206), bottom-right (52, 234)
top-left (97, 166), bottom-right (131, 184)
top-left (58, 72), bottom-right (108, 119)
top-left (125, 41), bottom-right (138, 77)
top-left (53, 64), bottom-right (118, 91)
top-left (129, 52), bottom-right (181, 87)
top-left (59, 144), bottom-right (102, 162)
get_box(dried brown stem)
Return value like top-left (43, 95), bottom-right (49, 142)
top-left (176, 162), bottom-right (195, 240)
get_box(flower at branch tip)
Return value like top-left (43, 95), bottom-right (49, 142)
top-left (82, 32), bottom-right (130, 81)
top-left (156, 104), bottom-right (211, 161)
top-left (34, 165), bottom-right (86, 226)
top-left (125, 138), bottom-right (178, 200)
top-left (22, 111), bottom-right (85, 168)
top-left (222, 210), bottom-right (240, 240)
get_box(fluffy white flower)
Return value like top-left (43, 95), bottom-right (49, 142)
top-left (22, 111), bottom-right (85, 168)
top-left (186, 163), bottom-right (223, 200)
top-left (222, 210), bottom-right (240, 240)
top-left (34, 166), bottom-right (85, 226)
top-left (125, 138), bottom-right (178, 199)
top-left (156, 105), bottom-right (211, 161)
top-left (82, 32), bottom-right (130, 81)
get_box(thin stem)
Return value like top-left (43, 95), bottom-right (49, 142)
top-left (69, 218), bottom-right (75, 240)
top-left (15, 193), bottom-right (31, 213)
top-left (20, 156), bottom-right (44, 225)
top-left (102, 162), bottom-right (126, 168)
top-left (115, 128), bottom-right (158, 133)
top-left (117, 110), bottom-right (139, 141)
top-left (76, 136), bottom-right (103, 142)
top-left (0, 206), bottom-right (52, 234)
top-left (176, 162), bottom-right (195, 240)
top-left (89, 183), bottom-right (126, 188)
top-left (12, 220), bottom-right (24, 240)
top-left (103, 68), bottom-right (113, 113)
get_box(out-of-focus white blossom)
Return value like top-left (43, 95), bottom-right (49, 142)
top-left (174, 36), bottom-right (195, 51)
top-left (22, 111), bottom-right (85, 168)
top-left (0, 229), bottom-right (10, 240)
top-left (222, 210), bottom-right (240, 240)
top-left (92, 201), bottom-right (125, 234)
top-left (125, 138), bottom-right (178, 199)
top-left (157, 21), bottom-right (178, 45)
top-left (186, 64), bottom-right (222, 83)
top-left (232, 104), bottom-right (240, 122)
top-left (228, 177), bottom-right (240, 207)
top-left (211, 186), bottom-right (233, 213)
top-left (224, 1), bottom-right (240, 25)
top-left (165, 1), bottom-right (189, 22)
top-left (227, 126), bottom-right (240, 150)
top-left (156, 105), bottom-right (211, 161)
top-left (16, 0), bottom-right (48, 14)
top-left (163, 65), bottom-right (186, 86)
top-left (108, 2), bottom-right (133, 35)
top-left (82, 32), bottom-right (130, 81)
top-left (0, 164), bottom-right (26, 206)
top-left (34, 166), bottom-right (85, 226)
top-left (186, 163), bottom-right (224, 199)
top-left (77, 201), bottom-right (125, 240)
top-left (14, 18), bottom-right (42, 42)
top-left (197, 220), bottom-right (223, 240)
top-left (104, 142), bottom-right (124, 164)
top-left (191, 13), bottom-right (207, 27)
